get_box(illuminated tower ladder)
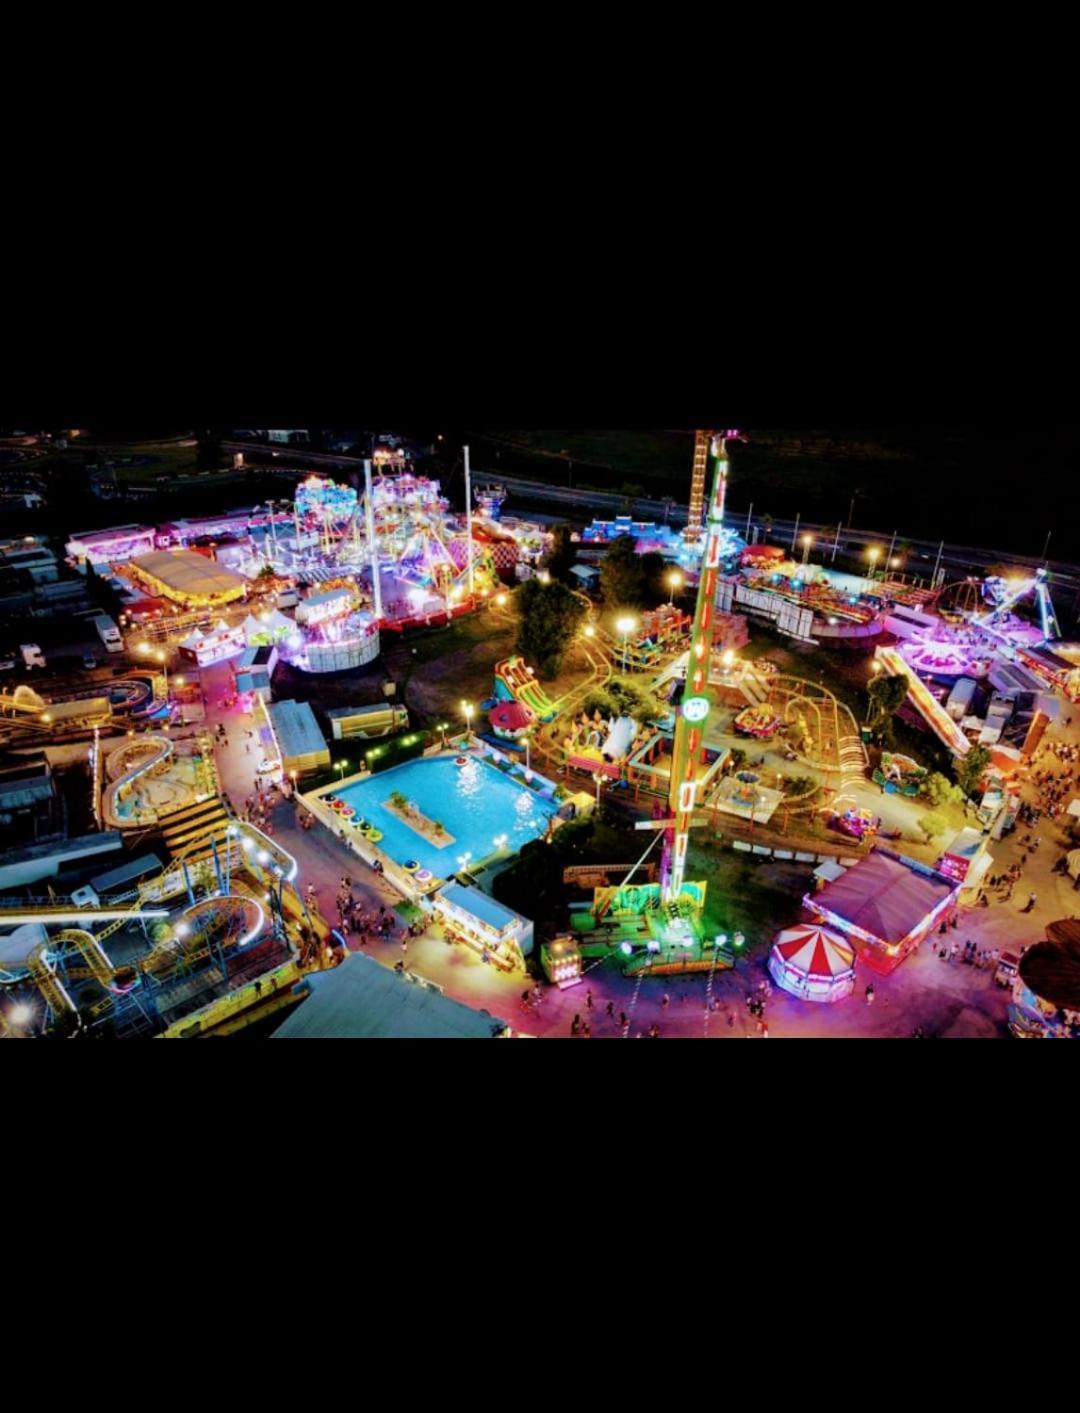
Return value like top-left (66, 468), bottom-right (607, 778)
top-left (684, 430), bottom-right (712, 544)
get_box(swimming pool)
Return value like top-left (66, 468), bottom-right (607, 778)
top-left (332, 755), bottom-right (560, 876)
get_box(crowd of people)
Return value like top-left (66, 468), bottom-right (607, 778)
top-left (936, 935), bottom-right (1002, 970)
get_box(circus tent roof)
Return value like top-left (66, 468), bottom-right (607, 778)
top-left (771, 924), bottom-right (855, 979)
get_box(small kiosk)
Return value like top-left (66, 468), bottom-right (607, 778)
top-left (541, 935), bottom-right (583, 989)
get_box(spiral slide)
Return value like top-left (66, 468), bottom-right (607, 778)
top-left (494, 656), bottom-right (557, 722)
top-left (101, 735), bottom-right (174, 829)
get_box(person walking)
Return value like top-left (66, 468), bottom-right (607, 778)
top-left (865, 983), bottom-right (875, 1006)
top-left (1022, 891), bottom-right (1037, 913)
top-left (570, 1014), bottom-right (581, 1037)
top-left (662, 993), bottom-right (670, 1010)
top-left (585, 989), bottom-right (593, 1011)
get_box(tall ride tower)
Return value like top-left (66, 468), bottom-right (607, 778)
top-left (684, 429), bottom-right (712, 544)
top-left (662, 431), bottom-right (743, 903)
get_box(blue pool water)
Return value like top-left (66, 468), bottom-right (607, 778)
top-left (332, 756), bottom-right (560, 875)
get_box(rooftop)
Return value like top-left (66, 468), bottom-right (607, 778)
top-left (130, 550), bottom-right (247, 601)
top-left (271, 953), bottom-right (508, 1039)
top-left (266, 699), bottom-right (327, 760)
top-left (814, 849), bottom-right (955, 944)
top-left (438, 881), bottom-right (527, 937)
top-left (1019, 936), bottom-right (1080, 1011)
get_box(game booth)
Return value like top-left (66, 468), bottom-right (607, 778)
top-left (768, 923), bottom-right (857, 1003)
top-left (803, 847), bottom-right (959, 975)
top-left (178, 619), bottom-right (246, 667)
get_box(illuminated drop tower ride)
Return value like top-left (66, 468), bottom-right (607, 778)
top-left (661, 430), bottom-right (744, 903)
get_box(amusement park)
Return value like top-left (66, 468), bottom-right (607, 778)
top-left (3, 425), bottom-right (1080, 1042)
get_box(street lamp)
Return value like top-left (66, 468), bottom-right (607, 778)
top-left (335, 759), bottom-right (349, 784)
top-left (616, 615), bottom-right (636, 673)
top-left (461, 700), bottom-right (475, 741)
top-left (801, 533), bottom-right (814, 567)
top-left (154, 647), bottom-right (169, 700)
top-left (667, 569), bottom-right (683, 604)
top-left (10, 1002), bottom-right (34, 1030)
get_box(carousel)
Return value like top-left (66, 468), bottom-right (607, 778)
top-left (768, 923), bottom-right (857, 1003)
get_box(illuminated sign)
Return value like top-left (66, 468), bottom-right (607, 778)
top-left (681, 695), bottom-right (711, 723)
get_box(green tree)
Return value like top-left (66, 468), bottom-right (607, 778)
top-left (516, 577), bottom-right (587, 678)
top-left (917, 812), bottom-right (947, 843)
top-left (492, 837), bottom-right (568, 934)
top-left (542, 524), bottom-right (577, 584)
top-left (599, 534), bottom-right (647, 609)
top-left (953, 744), bottom-right (991, 800)
top-left (923, 771), bottom-right (963, 810)
top-left (640, 550), bottom-right (667, 606)
top-left (867, 673), bottom-right (909, 732)
top-left (607, 676), bottom-right (661, 723)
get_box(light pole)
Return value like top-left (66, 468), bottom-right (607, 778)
top-left (667, 569), bottom-right (683, 605)
top-left (154, 648), bottom-right (169, 702)
top-left (593, 772), bottom-right (605, 812)
top-left (801, 533), bottom-right (813, 568)
top-left (461, 700), bottom-right (475, 743)
top-left (866, 546), bottom-right (879, 589)
top-left (335, 759), bottom-right (349, 785)
top-left (616, 615), bottom-right (636, 674)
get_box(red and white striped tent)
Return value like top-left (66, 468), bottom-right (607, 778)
top-left (769, 924), bottom-right (856, 1003)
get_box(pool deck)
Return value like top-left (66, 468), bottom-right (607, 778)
top-left (300, 745), bottom-right (564, 903)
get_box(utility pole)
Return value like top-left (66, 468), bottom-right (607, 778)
top-left (791, 512), bottom-right (800, 554)
top-left (745, 502), bottom-right (753, 538)
top-left (830, 523), bottom-right (842, 563)
top-left (364, 459), bottom-right (382, 621)
top-left (931, 539), bottom-right (945, 587)
top-left (464, 443), bottom-right (475, 596)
